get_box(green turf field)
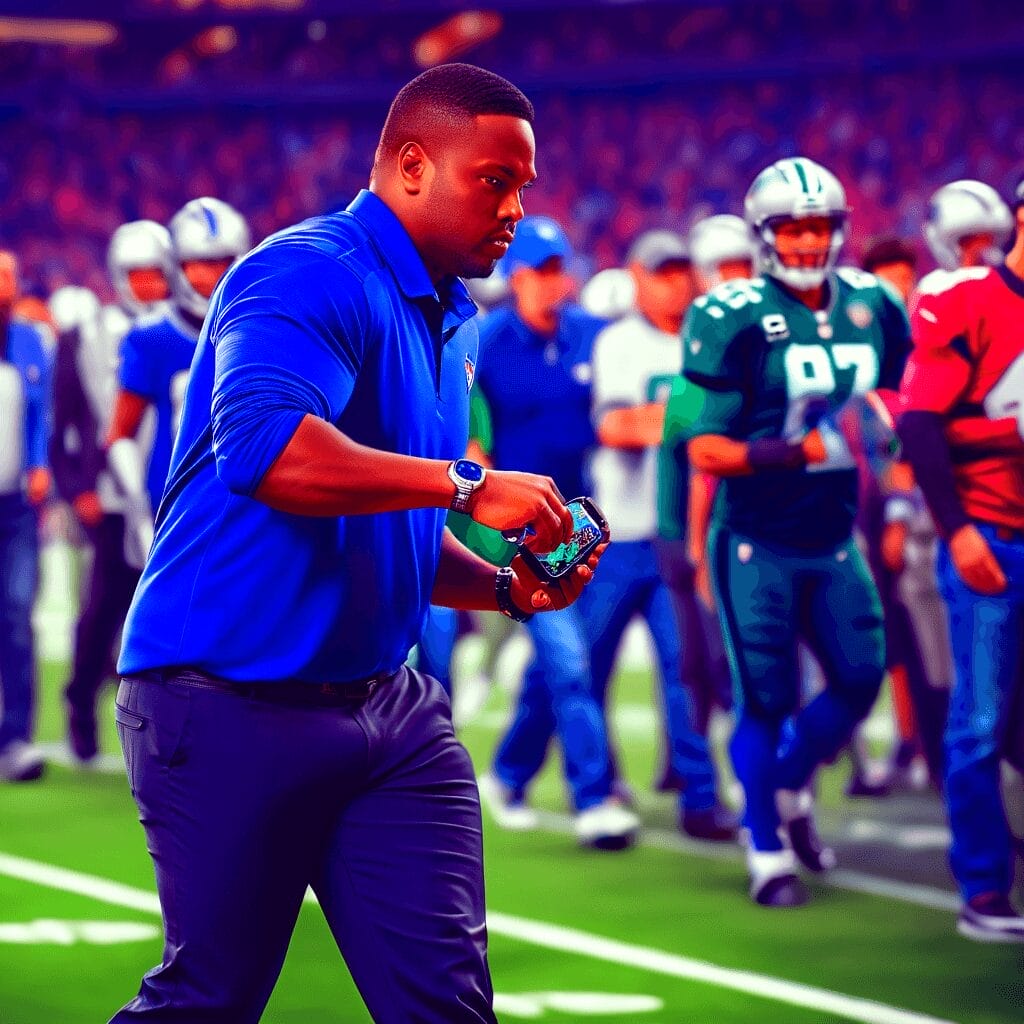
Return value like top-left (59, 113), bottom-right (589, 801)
top-left (1, 630), bottom-right (1022, 1022)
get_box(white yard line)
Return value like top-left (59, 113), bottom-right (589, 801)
top-left (0, 850), bottom-right (959, 1024)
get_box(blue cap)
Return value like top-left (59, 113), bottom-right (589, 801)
top-left (502, 216), bottom-right (571, 273)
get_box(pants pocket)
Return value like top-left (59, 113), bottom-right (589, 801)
top-left (114, 702), bottom-right (146, 796)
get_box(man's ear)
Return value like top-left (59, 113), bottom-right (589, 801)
top-left (398, 142), bottom-right (430, 196)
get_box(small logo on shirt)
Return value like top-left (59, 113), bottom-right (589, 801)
top-left (26, 365), bottom-right (40, 384)
top-left (689, 339), bottom-right (702, 355)
top-left (737, 542), bottom-right (753, 564)
top-left (464, 355), bottom-right (476, 393)
top-left (572, 362), bottom-right (592, 384)
top-left (847, 302), bottom-right (874, 330)
top-left (761, 315), bottom-right (790, 342)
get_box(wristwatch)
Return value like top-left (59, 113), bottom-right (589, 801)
top-left (447, 459), bottom-right (486, 514)
top-left (495, 566), bottom-right (533, 622)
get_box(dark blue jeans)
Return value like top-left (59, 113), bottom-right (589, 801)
top-left (0, 493), bottom-right (39, 750)
top-left (109, 667), bottom-right (495, 1024)
top-left (939, 524), bottom-right (1024, 901)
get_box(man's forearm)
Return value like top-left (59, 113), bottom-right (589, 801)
top-left (597, 404), bottom-right (666, 449)
top-left (897, 410), bottom-right (970, 537)
top-left (255, 414), bottom-right (455, 517)
top-left (431, 528), bottom-right (499, 611)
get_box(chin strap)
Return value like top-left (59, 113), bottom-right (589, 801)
top-left (107, 437), bottom-right (154, 569)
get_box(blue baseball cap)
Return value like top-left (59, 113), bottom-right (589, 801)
top-left (502, 216), bottom-right (571, 274)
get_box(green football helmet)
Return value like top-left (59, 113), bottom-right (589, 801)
top-left (744, 157), bottom-right (848, 290)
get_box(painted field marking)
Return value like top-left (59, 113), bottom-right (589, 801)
top-left (0, 920), bottom-right (159, 945)
top-left (0, 851), bottom-right (959, 1024)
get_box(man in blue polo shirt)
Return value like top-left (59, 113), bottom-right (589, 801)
top-left (109, 65), bottom-right (603, 1024)
top-left (473, 217), bottom-right (639, 849)
top-left (0, 251), bottom-right (52, 783)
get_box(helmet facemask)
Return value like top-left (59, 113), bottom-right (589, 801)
top-left (758, 213), bottom-right (846, 291)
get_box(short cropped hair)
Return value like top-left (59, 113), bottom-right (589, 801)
top-left (377, 63), bottom-right (534, 160)
top-left (862, 236), bottom-right (918, 273)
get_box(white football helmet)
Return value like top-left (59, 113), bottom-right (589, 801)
top-left (49, 286), bottom-right (101, 335)
top-left (168, 198), bottom-right (250, 318)
top-left (107, 220), bottom-right (172, 315)
top-left (579, 268), bottom-right (636, 320)
top-left (744, 157), bottom-right (848, 290)
top-left (923, 180), bottom-right (1012, 271)
top-left (688, 214), bottom-right (757, 288)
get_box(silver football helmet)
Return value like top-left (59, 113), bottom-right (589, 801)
top-left (49, 285), bottom-right (101, 335)
top-left (923, 180), bottom-right (1012, 271)
top-left (107, 220), bottom-right (172, 316)
top-left (168, 198), bottom-right (250, 318)
top-left (579, 268), bottom-right (636, 320)
top-left (688, 214), bottom-right (757, 288)
top-left (744, 157), bottom-right (848, 290)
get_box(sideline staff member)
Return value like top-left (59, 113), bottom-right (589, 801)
top-left (109, 65), bottom-right (602, 1024)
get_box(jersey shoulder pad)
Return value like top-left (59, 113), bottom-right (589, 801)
top-left (689, 277), bottom-right (768, 335)
top-left (915, 266), bottom-right (991, 298)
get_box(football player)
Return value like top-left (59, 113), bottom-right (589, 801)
top-left (107, 199), bottom-right (249, 569)
top-left (678, 158), bottom-right (911, 905)
top-left (587, 229), bottom-right (737, 840)
top-left (689, 214), bottom-right (757, 293)
top-left (53, 223), bottom-right (174, 761)
top-left (897, 179), bottom-right (1024, 941)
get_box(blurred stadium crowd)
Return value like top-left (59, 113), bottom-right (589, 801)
top-left (1, 0), bottom-right (1023, 956)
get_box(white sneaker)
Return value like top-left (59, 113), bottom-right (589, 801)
top-left (0, 740), bottom-right (45, 782)
top-left (574, 798), bottom-right (640, 850)
top-left (477, 773), bottom-right (539, 830)
top-left (746, 846), bottom-right (809, 907)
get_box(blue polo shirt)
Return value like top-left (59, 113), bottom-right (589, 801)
top-left (118, 190), bottom-right (478, 683)
top-left (474, 304), bottom-right (604, 499)
top-left (119, 307), bottom-right (200, 512)
top-left (0, 319), bottom-right (51, 497)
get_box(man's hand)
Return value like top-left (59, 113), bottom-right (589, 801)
top-left (26, 467), bottom-right (51, 506)
top-left (509, 541), bottom-right (608, 613)
top-left (881, 520), bottom-right (908, 574)
top-left (949, 523), bottom-right (1007, 595)
top-left (467, 470), bottom-right (574, 552)
top-left (72, 491), bottom-right (104, 529)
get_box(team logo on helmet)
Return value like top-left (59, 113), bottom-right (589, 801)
top-left (465, 355), bottom-right (476, 393)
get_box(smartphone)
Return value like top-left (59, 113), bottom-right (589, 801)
top-left (515, 497), bottom-right (609, 583)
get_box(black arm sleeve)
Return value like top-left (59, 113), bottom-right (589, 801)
top-left (49, 330), bottom-right (102, 502)
top-left (896, 409), bottom-right (969, 537)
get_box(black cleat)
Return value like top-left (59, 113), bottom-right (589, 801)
top-left (753, 873), bottom-right (810, 908)
top-left (681, 804), bottom-right (739, 843)
top-left (957, 893), bottom-right (1024, 943)
top-left (786, 814), bottom-right (837, 873)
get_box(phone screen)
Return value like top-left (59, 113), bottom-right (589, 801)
top-left (537, 500), bottom-right (603, 577)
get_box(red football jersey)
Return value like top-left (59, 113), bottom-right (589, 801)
top-left (901, 264), bottom-right (1024, 530)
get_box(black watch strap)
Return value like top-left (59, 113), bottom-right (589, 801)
top-left (495, 566), bottom-right (533, 622)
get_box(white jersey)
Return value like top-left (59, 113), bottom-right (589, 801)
top-left (590, 313), bottom-right (681, 541)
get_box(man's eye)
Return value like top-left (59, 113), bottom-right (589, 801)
top-left (483, 177), bottom-right (503, 189)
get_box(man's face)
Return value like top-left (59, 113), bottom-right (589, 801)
top-left (509, 256), bottom-right (574, 315)
top-left (871, 260), bottom-right (916, 302)
top-left (717, 257), bottom-right (754, 282)
top-left (419, 114), bottom-right (537, 280)
top-left (0, 252), bottom-right (18, 309)
top-left (128, 267), bottom-right (171, 304)
top-left (958, 231), bottom-right (997, 268)
top-left (633, 260), bottom-right (695, 322)
top-left (182, 258), bottom-right (233, 300)
top-left (773, 217), bottom-right (833, 271)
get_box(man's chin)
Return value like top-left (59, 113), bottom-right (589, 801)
top-left (458, 257), bottom-right (499, 281)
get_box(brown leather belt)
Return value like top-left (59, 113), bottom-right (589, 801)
top-left (134, 666), bottom-right (400, 706)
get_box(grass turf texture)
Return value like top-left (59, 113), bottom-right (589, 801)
top-left (0, 658), bottom-right (1021, 1023)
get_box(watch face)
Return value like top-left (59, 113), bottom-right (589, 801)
top-left (454, 459), bottom-right (484, 483)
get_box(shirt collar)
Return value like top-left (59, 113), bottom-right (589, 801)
top-left (347, 190), bottom-right (477, 322)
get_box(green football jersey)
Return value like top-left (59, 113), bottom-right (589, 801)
top-left (679, 268), bottom-right (910, 551)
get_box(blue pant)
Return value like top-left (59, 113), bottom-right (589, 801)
top-left (710, 526), bottom-right (885, 850)
top-left (110, 668), bottom-right (495, 1024)
top-left (938, 524), bottom-right (1024, 901)
top-left (416, 604), bottom-right (459, 696)
top-left (581, 539), bottom-right (717, 812)
top-left (0, 494), bottom-right (39, 750)
top-left (493, 604), bottom-right (613, 811)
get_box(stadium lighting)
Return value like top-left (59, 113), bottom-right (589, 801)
top-left (413, 11), bottom-right (503, 68)
top-left (0, 17), bottom-right (118, 47)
